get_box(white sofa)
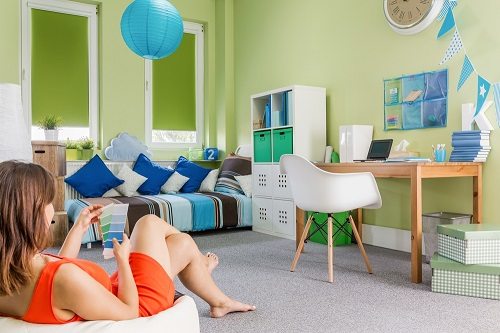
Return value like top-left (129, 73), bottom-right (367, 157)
top-left (0, 295), bottom-right (199, 333)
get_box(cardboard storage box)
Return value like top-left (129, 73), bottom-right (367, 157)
top-left (431, 254), bottom-right (500, 300)
top-left (437, 224), bottom-right (500, 265)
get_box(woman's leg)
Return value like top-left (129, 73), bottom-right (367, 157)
top-left (129, 214), bottom-right (255, 317)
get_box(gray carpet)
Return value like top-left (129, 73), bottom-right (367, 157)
top-left (51, 230), bottom-right (500, 333)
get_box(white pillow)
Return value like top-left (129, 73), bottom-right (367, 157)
top-left (115, 164), bottom-right (147, 197)
top-left (103, 188), bottom-right (121, 197)
top-left (199, 169), bottom-right (219, 192)
top-left (235, 175), bottom-right (252, 197)
top-left (161, 171), bottom-right (189, 193)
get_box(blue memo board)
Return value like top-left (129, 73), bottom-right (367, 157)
top-left (384, 69), bottom-right (448, 130)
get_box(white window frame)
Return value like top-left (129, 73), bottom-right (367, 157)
top-left (21, 0), bottom-right (99, 143)
top-left (145, 21), bottom-right (204, 149)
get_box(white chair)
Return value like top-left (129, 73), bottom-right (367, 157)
top-left (0, 295), bottom-right (199, 333)
top-left (280, 154), bottom-right (382, 283)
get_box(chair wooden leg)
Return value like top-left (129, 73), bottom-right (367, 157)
top-left (327, 216), bottom-right (334, 283)
top-left (291, 215), bottom-right (314, 272)
top-left (349, 215), bottom-right (373, 274)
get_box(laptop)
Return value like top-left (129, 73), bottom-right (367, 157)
top-left (353, 139), bottom-right (393, 162)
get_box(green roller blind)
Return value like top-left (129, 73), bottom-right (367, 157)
top-left (152, 33), bottom-right (196, 131)
top-left (31, 9), bottom-right (89, 127)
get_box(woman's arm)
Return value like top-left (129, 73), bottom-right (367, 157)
top-left (58, 205), bottom-right (103, 258)
top-left (53, 235), bottom-right (139, 320)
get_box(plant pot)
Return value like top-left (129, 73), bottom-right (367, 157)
top-left (44, 129), bottom-right (59, 141)
top-left (80, 149), bottom-right (94, 160)
top-left (66, 148), bottom-right (81, 161)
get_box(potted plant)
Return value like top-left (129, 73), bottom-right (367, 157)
top-left (79, 137), bottom-right (95, 160)
top-left (37, 115), bottom-right (62, 141)
top-left (65, 139), bottom-right (81, 160)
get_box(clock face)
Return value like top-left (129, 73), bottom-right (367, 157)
top-left (385, 0), bottom-right (433, 29)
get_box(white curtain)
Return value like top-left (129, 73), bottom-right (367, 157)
top-left (0, 83), bottom-right (32, 162)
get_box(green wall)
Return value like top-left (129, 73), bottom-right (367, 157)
top-left (233, 0), bottom-right (500, 229)
top-left (0, 0), bottom-right (235, 159)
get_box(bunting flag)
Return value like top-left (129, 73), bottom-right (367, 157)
top-left (437, 8), bottom-right (456, 39)
top-left (475, 75), bottom-right (491, 117)
top-left (438, 0), bottom-right (458, 21)
top-left (457, 55), bottom-right (474, 91)
top-left (493, 83), bottom-right (500, 126)
top-left (439, 30), bottom-right (463, 65)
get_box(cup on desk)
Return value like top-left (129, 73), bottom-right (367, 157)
top-left (434, 147), bottom-right (447, 162)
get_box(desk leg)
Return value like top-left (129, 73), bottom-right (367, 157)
top-left (473, 165), bottom-right (483, 224)
top-left (410, 168), bottom-right (422, 283)
top-left (296, 206), bottom-right (305, 251)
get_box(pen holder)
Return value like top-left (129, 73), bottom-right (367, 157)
top-left (434, 149), bottom-right (447, 162)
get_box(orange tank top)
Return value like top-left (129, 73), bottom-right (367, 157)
top-left (21, 253), bottom-right (112, 324)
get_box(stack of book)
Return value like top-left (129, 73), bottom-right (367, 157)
top-left (449, 130), bottom-right (491, 162)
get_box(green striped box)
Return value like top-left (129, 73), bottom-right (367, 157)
top-left (437, 224), bottom-right (500, 265)
top-left (431, 254), bottom-right (500, 300)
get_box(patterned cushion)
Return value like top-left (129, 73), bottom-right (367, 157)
top-left (235, 175), bottom-right (252, 197)
top-left (115, 164), bottom-right (147, 197)
top-left (214, 155), bottom-right (251, 195)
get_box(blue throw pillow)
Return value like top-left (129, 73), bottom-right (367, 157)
top-left (133, 153), bottom-right (174, 195)
top-left (175, 156), bottom-right (211, 193)
top-left (64, 155), bottom-right (124, 198)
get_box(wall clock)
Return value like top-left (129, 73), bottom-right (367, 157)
top-left (383, 0), bottom-right (444, 35)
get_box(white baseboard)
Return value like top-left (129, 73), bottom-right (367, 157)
top-left (362, 224), bottom-right (424, 254)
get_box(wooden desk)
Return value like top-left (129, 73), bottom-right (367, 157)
top-left (295, 162), bottom-right (482, 284)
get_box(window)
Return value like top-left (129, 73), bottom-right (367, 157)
top-left (145, 22), bottom-right (204, 148)
top-left (21, 0), bottom-right (98, 142)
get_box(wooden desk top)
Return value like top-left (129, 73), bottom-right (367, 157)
top-left (315, 162), bottom-right (482, 179)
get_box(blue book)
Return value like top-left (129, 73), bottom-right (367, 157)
top-left (452, 130), bottom-right (491, 135)
top-left (264, 103), bottom-right (271, 128)
top-left (451, 139), bottom-right (490, 147)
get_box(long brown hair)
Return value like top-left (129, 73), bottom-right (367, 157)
top-left (0, 161), bottom-right (54, 296)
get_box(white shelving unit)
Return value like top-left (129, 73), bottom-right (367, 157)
top-left (251, 85), bottom-right (326, 240)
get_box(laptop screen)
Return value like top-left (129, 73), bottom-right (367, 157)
top-left (367, 139), bottom-right (393, 160)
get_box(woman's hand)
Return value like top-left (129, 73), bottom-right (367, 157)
top-left (76, 205), bottom-right (103, 233)
top-left (113, 234), bottom-right (131, 263)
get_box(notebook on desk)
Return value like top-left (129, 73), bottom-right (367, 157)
top-left (353, 139), bottom-right (393, 162)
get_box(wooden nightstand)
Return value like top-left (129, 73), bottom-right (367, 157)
top-left (51, 211), bottom-right (69, 246)
top-left (31, 141), bottom-right (68, 245)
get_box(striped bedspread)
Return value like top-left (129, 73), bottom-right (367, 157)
top-left (65, 192), bottom-right (252, 244)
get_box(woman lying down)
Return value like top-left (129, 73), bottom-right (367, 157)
top-left (0, 160), bottom-right (255, 324)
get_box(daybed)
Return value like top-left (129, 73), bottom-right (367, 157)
top-left (64, 154), bottom-right (253, 244)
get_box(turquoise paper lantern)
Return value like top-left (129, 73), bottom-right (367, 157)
top-left (121, 0), bottom-right (183, 60)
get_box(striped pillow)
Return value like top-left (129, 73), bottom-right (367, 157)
top-left (214, 155), bottom-right (251, 195)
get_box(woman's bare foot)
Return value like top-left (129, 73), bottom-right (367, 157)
top-left (210, 299), bottom-right (256, 318)
top-left (205, 252), bottom-right (219, 274)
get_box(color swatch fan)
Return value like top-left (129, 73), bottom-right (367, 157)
top-left (99, 203), bottom-right (129, 259)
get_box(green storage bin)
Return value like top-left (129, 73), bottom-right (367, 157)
top-left (253, 130), bottom-right (272, 162)
top-left (272, 127), bottom-right (293, 162)
top-left (308, 212), bottom-right (352, 246)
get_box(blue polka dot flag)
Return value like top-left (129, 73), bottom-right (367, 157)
top-left (457, 55), bottom-right (474, 91)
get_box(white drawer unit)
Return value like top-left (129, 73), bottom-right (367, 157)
top-left (272, 199), bottom-right (296, 239)
top-left (252, 164), bottom-right (274, 197)
top-left (252, 196), bottom-right (273, 232)
top-left (271, 165), bottom-right (292, 199)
